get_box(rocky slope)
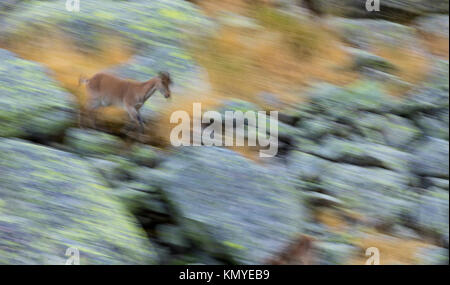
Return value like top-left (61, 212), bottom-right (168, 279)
top-left (0, 0), bottom-right (448, 264)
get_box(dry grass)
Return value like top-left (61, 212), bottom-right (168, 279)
top-left (189, 0), bottom-right (278, 15)
top-left (420, 32), bottom-right (449, 59)
top-left (350, 233), bottom-right (433, 265)
top-left (314, 208), bottom-right (435, 265)
top-left (2, 30), bottom-right (134, 126)
top-left (315, 208), bottom-right (348, 231)
top-left (372, 45), bottom-right (430, 96)
top-left (191, 6), bottom-right (357, 108)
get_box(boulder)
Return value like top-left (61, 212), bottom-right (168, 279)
top-left (345, 47), bottom-right (396, 73)
top-left (320, 163), bottom-right (417, 225)
top-left (410, 138), bottom-right (449, 178)
top-left (64, 128), bottom-right (123, 157)
top-left (307, 81), bottom-right (401, 117)
top-left (328, 18), bottom-right (421, 51)
top-left (382, 115), bottom-right (421, 148)
top-left (142, 146), bottom-right (304, 264)
top-left (415, 112), bottom-right (449, 140)
top-left (313, 242), bottom-right (357, 265)
top-left (415, 245), bottom-right (449, 265)
top-left (415, 15), bottom-right (449, 38)
top-left (0, 138), bottom-right (157, 264)
top-left (0, 49), bottom-right (75, 139)
top-left (416, 188), bottom-right (449, 244)
top-left (398, 59), bottom-right (449, 114)
top-left (307, 136), bottom-right (414, 172)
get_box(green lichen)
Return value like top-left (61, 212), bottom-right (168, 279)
top-left (0, 138), bottom-right (157, 264)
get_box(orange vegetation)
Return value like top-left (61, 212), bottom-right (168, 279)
top-left (373, 45), bottom-right (430, 96)
top-left (191, 6), bottom-right (357, 109)
top-left (419, 32), bottom-right (449, 59)
top-left (314, 208), bottom-right (437, 265)
top-left (2, 30), bottom-right (134, 126)
top-left (350, 233), bottom-right (434, 265)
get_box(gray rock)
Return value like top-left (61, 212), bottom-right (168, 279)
top-left (426, 177), bottom-right (449, 191)
top-left (356, 112), bottom-right (389, 143)
top-left (64, 128), bottom-right (123, 157)
top-left (390, 225), bottom-right (421, 240)
top-left (0, 138), bottom-right (156, 264)
top-left (382, 115), bottom-right (421, 148)
top-left (415, 113), bottom-right (449, 140)
top-left (259, 92), bottom-right (286, 110)
top-left (150, 147), bottom-right (304, 264)
top-left (328, 19), bottom-right (420, 50)
top-left (345, 47), bottom-right (396, 73)
top-left (308, 137), bottom-right (414, 172)
top-left (415, 15), bottom-right (449, 38)
top-left (415, 246), bottom-right (449, 265)
top-left (416, 188), bottom-right (449, 241)
top-left (287, 150), bottom-right (331, 184)
top-left (411, 138), bottom-right (449, 178)
top-left (126, 143), bottom-right (162, 168)
top-left (306, 81), bottom-right (401, 118)
top-left (321, 163), bottom-right (417, 225)
top-left (313, 242), bottom-right (357, 265)
top-left (400, 60), bottom-right (449, 113)
top-left (0, 0), bottom-right (22, 12)
top-left (299, 117), bottom-right (352, 140)
top-left (0, 49), bottom-right (75, 139)
top-left (156, 224), bottom-right (189, 248)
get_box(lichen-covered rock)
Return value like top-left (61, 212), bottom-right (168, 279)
top-left (416, 188), bottom-right (449, 244)
top-left (415, 112), bottom-right (449, 141)
top-left (0, 49), bottom-right (75, 138)
top-left (0, 0), bottom-right (22, 12)
top-left (345, 47), bottom-right (396, 73)
top-left (415, 15), bottom-right (449, 38)
top-left (415, 245), bottom-right (449, 265)
top-left (426, 178), bottom-right (449, 191)
top-left (0, 0), bottom-right (207, 52)
top-left (410, 138), bottom-right (449, 178)
top-left (64, 128), bottom-right (123, 157)
top-left (315, 0), bottom-right (448, 20)
top-left (398, 59), bottom-right (449, 114)
top-left (321, 163), bottom-right (417, 225)
top-left (142, 147), bottom-right (304, 264)
top-left (313, 242), bottom-right (357, 265)
top-left (127, 143), bottom-right (162, 168)
top-left (0, 138), bottom-right (157, 264)
top-left (299, 117), bottom-right (352, 140)
top-left (328, 18), bottom-right (421, 51)
top-left (307, 81), bottom-right (401, 117)
top-left (382, 115), bottom-right (421, 148)
top-left (306, 137), bottom-right (414, 173)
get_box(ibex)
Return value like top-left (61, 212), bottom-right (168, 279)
top-left (79, 71), bottom-right (172, 132)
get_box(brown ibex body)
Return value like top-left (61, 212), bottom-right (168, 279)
top-left (79, 71), bottom-right (172, 132)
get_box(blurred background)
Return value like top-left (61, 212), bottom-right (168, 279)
top-left (0, 0), bottom-right (448, 264)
